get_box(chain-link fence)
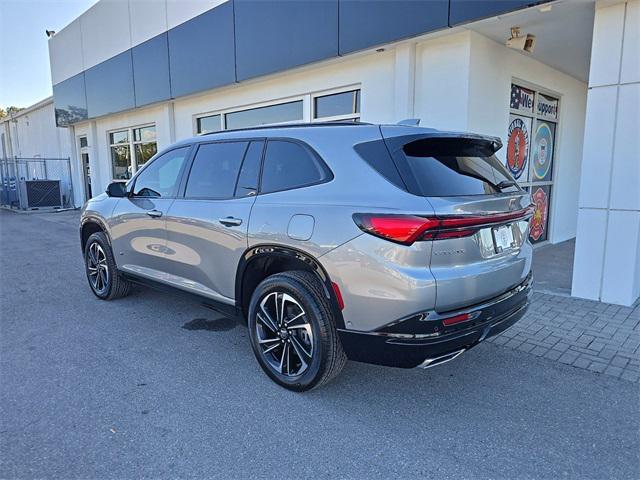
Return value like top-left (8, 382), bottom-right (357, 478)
top-left (0, 157), bottom-right (75, 210)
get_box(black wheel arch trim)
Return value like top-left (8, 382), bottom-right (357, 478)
top-left (235, 244), bottom-right (345, 329)
top-left (80, 215), bottom-right (112, 251)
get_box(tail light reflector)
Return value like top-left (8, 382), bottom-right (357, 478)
top-left (353, 205), bottom-right (534, 245)
top-left (332, 282), bottom-right (345, 310)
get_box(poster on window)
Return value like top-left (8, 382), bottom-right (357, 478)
top-left (528, 185), bottom-right (551, 243)
top-left (506, 114), bottom-right (531, 181)
top-left (531, 120), bottom-right (555, 182)
top-left (536, 93), bottom-right (559, 121)
top-left (510, 84), bottom-right (535, 114)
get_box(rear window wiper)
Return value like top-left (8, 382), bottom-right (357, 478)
top-left (495, 180), bottom-right (517, 190)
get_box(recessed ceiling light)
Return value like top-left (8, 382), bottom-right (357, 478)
top-left (539, 5), bottom-right (552, 13)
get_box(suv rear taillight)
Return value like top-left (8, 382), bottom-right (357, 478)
top-left (353, 206), bottom-right (534, 246)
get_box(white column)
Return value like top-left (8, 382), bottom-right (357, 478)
top-left (161, 101), bottom-right (176, 146)
top-left (572, 0), bottom-right (640, 306)
top-left (394, 42), bottom-right (416, 121)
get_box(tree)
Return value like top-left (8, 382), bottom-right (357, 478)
top-left (0, 106), bottom-right (25, 119)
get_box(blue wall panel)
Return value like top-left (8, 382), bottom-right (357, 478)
top-left (449, 0), bottom-right (550, 26)
top-left (133, 33), bottom-right (171, 107)
top-left (53, 73), bottom-right (88, 127)
top-left (168, 2), bottom-right (236, 98)
top-left (234, 0), bottom-right (339, 81)
top-left (85, 50), bottom-right (135, 118)
top-left (339, 0), bottom-right (449, 55)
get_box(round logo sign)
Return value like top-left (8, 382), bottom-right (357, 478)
top-left (530, 187), bottom-right (548, 241)
top-left (533, 122), bottom-right (553, 180)
top-left (507, 118), bottom-right (529, 179)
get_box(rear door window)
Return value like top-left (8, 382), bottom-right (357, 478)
top-left (185, 141), bottom-right (248, 199)
top-left (260, 140), bottom-right (331, 194)
top-left (394, 137), bottom-right (520, 197)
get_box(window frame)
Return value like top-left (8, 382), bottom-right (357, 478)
top-left (107, 123), bottom-right (158, 181)
top-left (193, 95), bottom-right (307, 135)
top-left (509, 77), bottom-right (562, 246)
top-left (179, 138), bottom-right (266, 201)
top-left (127, 144), bottom-right (194, 199)
top-left (257, 138), bottom-right (334, 196)
top-left (311, 86), bottom-right (361, 123)
top-left (191, 85), bottom-right (362, 135)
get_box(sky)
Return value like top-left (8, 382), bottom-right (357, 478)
top-left (0, 0), bottom-right (98, 108)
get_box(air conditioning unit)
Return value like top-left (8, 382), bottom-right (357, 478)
top-left (19, 180), bottom-right (63, 209)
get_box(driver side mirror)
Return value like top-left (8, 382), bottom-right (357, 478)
top-left (106, 181), bottom-right (128, 198)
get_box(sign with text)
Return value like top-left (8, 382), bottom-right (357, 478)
top-left (536, 93), bottom-right (559, 121)
top-left (510, 84), bottom-right (534, 114)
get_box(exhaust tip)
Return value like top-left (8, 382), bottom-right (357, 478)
top-left (417, 349), bottom-right (466, 369)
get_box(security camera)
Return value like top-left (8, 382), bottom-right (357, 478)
top-left (45, 30), bottom-right (56, 38)
top-left (506, 27), bottom-right (536, 53)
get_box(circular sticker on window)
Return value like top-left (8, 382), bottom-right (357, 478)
top-left (507, 117), bottom-right (530, 179)
top-left (530, 187), bottom-right (548, 241)
top-left (533, 122), bottom-right (554, 180)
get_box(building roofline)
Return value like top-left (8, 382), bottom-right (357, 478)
top-left (1, 96), bottom-right (54, 124)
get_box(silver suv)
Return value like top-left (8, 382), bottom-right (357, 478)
top-left (80, 123), bottom-right (533, 391)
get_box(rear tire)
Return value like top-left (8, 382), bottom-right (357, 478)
top-left (247, 271), bottom-right (347, 391)
top-left (84, 232), bottom-right (131, 300)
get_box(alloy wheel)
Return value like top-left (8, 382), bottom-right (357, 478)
top-left (255, 291), bottom-right (314, 377)
top-left (87, 242), bottom-right (109, 295)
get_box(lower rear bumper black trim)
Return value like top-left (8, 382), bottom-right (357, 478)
top-left (337, 279), bottom-right (531, 368)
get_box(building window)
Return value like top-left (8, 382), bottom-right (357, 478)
top-left (194, 86), bottom-right (361, 135)
top-left (197, 114), bottom-right (222, 134)
top-left (109, 125), bottom-right (157, 180)
top-left (225, 100), bottom-right (303, 130)
top-left (313, 89), bottom-right (360, 122)
top-left (507, 83), bottom-right (559, 244)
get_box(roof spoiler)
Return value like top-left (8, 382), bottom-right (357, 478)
top-left (381, 127), bottom-right (503, 155)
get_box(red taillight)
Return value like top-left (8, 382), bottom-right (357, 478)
top-left (353, 205), bottom-right (534, 245)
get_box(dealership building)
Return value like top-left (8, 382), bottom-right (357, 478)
top-left (1, 0), bottom-right (638, 306)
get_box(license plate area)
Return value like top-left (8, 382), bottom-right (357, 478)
top-left (492, 224), bottom-right (516, 254)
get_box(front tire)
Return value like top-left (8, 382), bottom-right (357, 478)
top-left (84, 232), bottom-right (131, 300)
top-left (247, 271), bottom-right (346, 391)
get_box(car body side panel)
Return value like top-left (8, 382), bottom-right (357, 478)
top-left (163, 196), bottom-right (256, 301)
top-left (319, 234), bottom-right (436, 332)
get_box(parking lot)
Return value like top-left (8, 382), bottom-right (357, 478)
top-left (1, 209), bottom-right (638, 479)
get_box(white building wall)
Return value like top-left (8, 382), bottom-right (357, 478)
top-left (465, 31), bottom-right (588, 244)
top-left (572, 0), bottom-right (640, 306)
top-left (0, 100), bottom-right (84, 208)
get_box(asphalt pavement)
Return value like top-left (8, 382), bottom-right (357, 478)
top-left (0, 209), bottom-right (638, 479)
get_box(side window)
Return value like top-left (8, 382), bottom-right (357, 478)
top-left (132, 146), bottom-right (190, 198)
top-left (235, 141), bottom-right (264, 197)
top-left (185, 141), bottom-right (248, 199)
top-left (260, 140), bottom-right (329, 194)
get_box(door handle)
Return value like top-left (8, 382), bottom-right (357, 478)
top-left (219, 216), bottom-right (242, 227)
top-left (147, 209), bottom-right (163, 218)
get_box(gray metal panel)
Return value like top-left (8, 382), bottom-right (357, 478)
top-left (234, 0), bottom-right (339, 81)
top-left (168, 1), bottom-right (236, 98)
top-left (85, 50), bottom-right (135, 118)
top-left (449, 0), bottom-right (551, 26)
top-left (53, 73), bottom-right (88, 127)
top-left (338, 0), bottom-right (449, 55)
top-left (132, 33), bottom-right (171, 107)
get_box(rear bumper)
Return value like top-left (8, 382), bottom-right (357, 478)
top-left (337, 273), bottom-right (532, 368)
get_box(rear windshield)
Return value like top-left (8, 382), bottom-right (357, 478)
top-left (356, 135), bottom-right (520, 197)
top-left (400, 137), bottom-right (519, 197)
